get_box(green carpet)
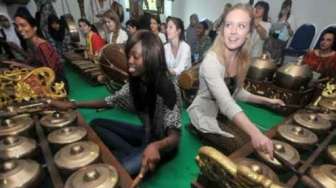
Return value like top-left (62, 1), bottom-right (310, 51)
top-left (64, 63), bottom-right (284, 188)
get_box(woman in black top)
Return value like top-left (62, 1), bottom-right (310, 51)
top-left (50, 30), bottom-right (182, 176)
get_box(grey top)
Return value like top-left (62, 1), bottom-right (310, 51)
top-left (186, 26), bottom-right (198, 54)
top-left (187, 51), bottom-right (252, 137)
top-left (105, 82), bottom-right (182, 139)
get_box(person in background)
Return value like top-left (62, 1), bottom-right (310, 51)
top-left (213, 3), bottom-right (233, 32)
top-left (193, 21), bottom-right (212, 63)
top-left (78, 18), bottom-right (105, 58)
top-left (304, 30), bottom-right (336, 78)
top-left (138, 12), bottom-right (152, 30)
top-left (34, 0), bottom-right (57, 43)
top-left (12, 7), bottom-right (66, 84)
top-left (264, 0), bottom-right (294, 64)
top-left (188, 4), bottom-right (284, 156)
top-left (164, 17), bottom-right (191, 76)
top-left (209, 3), bottom-right (233, 42)
top-left (186, 14), bottom-right (199, 55)
top-left (0, 14), bottom-right (21, 48)
top-left (0, 15), bottom-right (18, 60)
top-left (250, 1), bottom-right (271, 58)
top-left (160, 22), bottom-right (167, 37)
top-left (47, 14), bottom-right (71, 55)
top-left (126, 19), bottom-right (139, 36)
top-left (111, 1), bottom-right (125, 23)
top-left (103, 10), bottom-right (128, 45)
top-left (150, 15), bottom-right (166, 43)
top-left (49, 30), bottom-right (182, 176)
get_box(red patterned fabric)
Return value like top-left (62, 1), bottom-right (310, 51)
top-left (91, 32), bottom-right (106, 55)
top-left (36, 42), bottom-right (62, 73)
top-left (303, 50), bottom-right (336, 76)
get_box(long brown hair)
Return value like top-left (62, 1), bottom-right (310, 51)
top-left (278, 0), bottom-right (292, 20)
top-left (103, 9), bottom-right (120, 44)
top-left (209, 3), bottom-right (253, 88)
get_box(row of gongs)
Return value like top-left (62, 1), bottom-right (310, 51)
top-left (0, 111), bottom-right (119, 188)
top-left (232, 109), bottom-right (336, 187)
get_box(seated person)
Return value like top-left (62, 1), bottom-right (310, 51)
top-left (103, 10), bottom-right (128, 45)
top-left (186, 14), bottom-right (199, 56)
top-left (160, 22), bottom-right (167, 38)
top-left (250, 1), bottom-right (271, 58)
top-left (304, 29), bottom-right (336, 78)
top-left (47, 14), bottom-right (72, 55)
top-left (78, 18), bottom-right (105, 59)
top-left (150, 15), bottom-right (166, 43)
top-left (165, 17), bottom-right (191, 76)
top-left (49, 30), bottom-right (182, 176)
top-left (188, 4), bottom-right (284, 155)
top-left (193, 21), bottom-right (212, 62)
top-left (264, 0), bottom-right (294, 64)
top-left (0, 14), bottom-right (21, 48)
top-left (111, 1), bottom-right (124, 23)
top-left (126, 19), bottom-right (139, 36)
top-left (11, 7), bottom-right (66, 84)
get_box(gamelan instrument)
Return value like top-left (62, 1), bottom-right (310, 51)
top-left (256, 140), bottom-right (300, 168)
top-left (247, 53), bottom-right (277, 81)
top-left (327, 145), bottom-right (336, 164)
top-left (0, 67), bottom-right (67, 108)
top-left (0, 114), bottom-right (34, 137)
top-left (99, 44), bottom-right (128, 85)
top-left (40, 110), bottom-right (77, 131)
top-left (62, 13), bottom-right (80, 43)
top-left (48, 126), bottom-right (87, 146)
top-left (293, 112), bottom-right (331, 133)
top-left (54, 141), bottom-right (100, 173)
top-left (309, 165), bottom-right (336, 188)
top-left (65, 163), bottom-right (119, 188)
top-left (195, 146), bottom-right (284, 188)
top-left (0, 135), bottom-right (37, 160)
top-left (0, 159), bottom-right (42, 188)
top-left (274, 56), bottom-right (312, 90)
top-left (277, 124), bottom-right (318, 149)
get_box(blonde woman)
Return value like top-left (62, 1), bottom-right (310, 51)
top-left (103, 10), bottom-right (128, 45)
top-left (187, 3), bottom-right (284, 156)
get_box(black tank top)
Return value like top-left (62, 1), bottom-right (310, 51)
top-left (224, 76), bottom-right (237, 95)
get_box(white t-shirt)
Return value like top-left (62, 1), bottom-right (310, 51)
top-left (158, 32), bottom-right (166, 44)
top-left (250, 21), bottom-right (271, 58)
top-left (164, 41), bottom-right (192, 76)
top-left (108, 29), bottom-right (128, 44)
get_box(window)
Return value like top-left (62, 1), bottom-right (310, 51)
top-left (126, 0), bottom-right (164, 14)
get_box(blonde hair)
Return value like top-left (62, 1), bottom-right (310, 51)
top-left (209, 3), bottom-right (253, 87)
top-left (103, 9), bottom-right (120, 44)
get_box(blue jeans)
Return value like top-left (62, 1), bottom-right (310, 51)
top-left (90, 118), bottom-right (145, 176)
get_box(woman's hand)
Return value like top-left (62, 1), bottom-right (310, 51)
top-left (169, 69), bottom-right (176, 75)
top-left (266, 98), bottom-right (285, 107)
top-left (142, 143), bottom-right (161, 172)
top-left (48, 100), bottom-right (76, 111)
top-left (251, 132), bottom-right (274, 159)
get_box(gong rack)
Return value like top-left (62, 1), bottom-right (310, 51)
top-left (63, 51), bottom-right (104, 86)
top-left (191, 107), bottom-right (336, 188)
top-left (0, 109), bottom-right (133, 188)
top-left (244, 79), bottom-right (319, 115)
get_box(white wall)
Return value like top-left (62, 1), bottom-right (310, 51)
top-left (170, 0), bottom-right (232, 26)
top-left (263, 0), bottom-right (336, 47)
top-left (2, 0), bottom-right (336, 48)
top-left (169, 0), bottom-right (336, 48)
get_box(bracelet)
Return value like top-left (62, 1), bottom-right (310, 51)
top-left (71, 101), bottom-right (77, 109)
top-left (70, 99), bottom-right (77, 109)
